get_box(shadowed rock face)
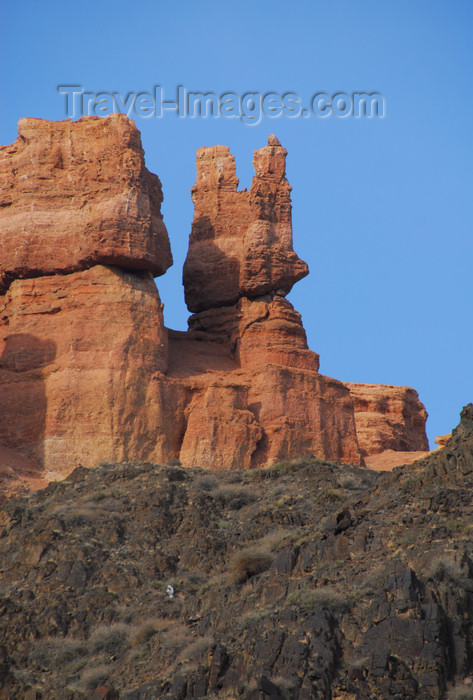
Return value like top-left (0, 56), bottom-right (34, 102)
top-left (0, 114), bottom-right (172, 293)
top-left (0, 118), bottom-right (429, 498)
top-left (174, 138), bottom-right (362, 470)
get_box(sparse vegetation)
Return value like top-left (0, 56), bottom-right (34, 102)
top-left (286, 586), bottom-right (349, 613)
top-left (168, 457), bottom-right (182, 467)
top-left (88, 623), bottom-right (130, 656)
top-left (130, 618), bottom-right (167, 646)
top-left (214, 484), bottom-right (256, 509)
top-left (428, 557), bottom-right (466, 585)
top-left (29, 637), bottom-right (87, 671)
top-left (338, 473), bottom-right (363, 490)
top-left (448, 679), bottom-right (473, 700)
top-left (194, 475), bottom-right (219, 492)
top-left (80, 665), bottom-right (110, 690)
top-left (237, 608), bottom-right (276, 628)
top-left (177, 636), bottom-right (213, 663)
top-left (231, 549), bottom-right (273, 584)
top-left (326, 488), bottom-right (346, 501)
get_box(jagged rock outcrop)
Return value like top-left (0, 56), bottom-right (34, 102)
top-left (0, 117), bottom-right (430, 498)
top-left (0, 115), bottom-right (172, 293)
top-left (0, 405), bottom-right (472, 699)
top-left (174, 139), bottom-right (362, 469)
top-left (435, 432), bottom-right (452, 448)
top-left (344, 382), bottom-right (429, 455)
top-left (183, 138), bottom-right (308, 313)
top-left (168, 293), bottom-right (361, 469)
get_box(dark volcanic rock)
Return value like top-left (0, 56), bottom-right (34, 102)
top-left (0, 405), bottom-right (472, 698)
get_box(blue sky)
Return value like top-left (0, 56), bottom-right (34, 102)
top-left (1, 0), bottom-right (472, 445)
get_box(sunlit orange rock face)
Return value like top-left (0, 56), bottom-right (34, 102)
top-left (183, 137), bottom-right (309, 313)
top-left (0, 115), bottom-right (176, 498)
top-left (0, 117), bottom-right (429, 498)
top-left (176, 138), bottom-right (361, 469)
top-left (343, 383), bottom-right (430, 470)
top-left (0, 114), bottom-right (172, 293)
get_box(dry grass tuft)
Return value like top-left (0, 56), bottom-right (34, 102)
top-left (88, 622), bottom-right (130, 655)
top-left (231, 549), bottom-right (273, 584)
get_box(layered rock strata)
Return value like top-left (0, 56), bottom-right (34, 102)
top-left (344, 382), bottom-right (430, 469)
top-left (0, 117), bottom-right (429, 497)
top-left (183, 137), bottom-right (308, 312)
top-left (176, 139), bottom-right (361, 469)
top-left (0, 116), bottom-right (177, 497)
top-left (0, 114), bottom-right (172, 293)
top-left (0, 266), bottom-right (171, 475)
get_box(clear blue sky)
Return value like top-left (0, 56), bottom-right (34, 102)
top-left (2, 0), bottom-right (472, 446)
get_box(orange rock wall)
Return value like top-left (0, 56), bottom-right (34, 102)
top-left (344, 382), bottom-right (429, 456)
top-left (0, 266), bottom-right (173, 476)
top-left (183, 137), bottom-right (308, 312)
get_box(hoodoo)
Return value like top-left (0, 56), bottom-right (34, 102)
top-left (0, 116), bottom-right (429, 498)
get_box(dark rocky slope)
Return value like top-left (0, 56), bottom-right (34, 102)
top-left (1, 406), bottom-right (473, 699)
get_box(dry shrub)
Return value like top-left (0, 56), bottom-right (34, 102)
top-left (177, 636), bottom-right (213, 663)
top-left (237, 609), bottom-right (274, 629)
top-left (231, 549), bottom-right (273, 584)
top-left (286, 586), bottom-right (348, 613)
top-left (194, 475), bottom-right (219, 492)
top-left (326, 488), bottom-right (346, 502)
top-left (161, 623), bottom-right (192, 652)
top-left (88, 622), bottom-right (130, 655)
top-left (338, 474), bottom-right (362, 490)
top-left (130, 618), bottom-right (170, 647)
top-left (428, 557), bottom-right (465, 584)
top-left (29, 637), bottom-right (87, 671)
top-left (80, 665), bottom-right (109, 690)
top-left (255, 528), bottom-right (297, 552)
top-left (215, 485), bottom-right (256, 510)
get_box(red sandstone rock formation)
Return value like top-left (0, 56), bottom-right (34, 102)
top-left (183, 137), bottom-right (308, 312)
top-left (0, 114), bottom-right (172, 293)
top-left (187, 296), bottom-right (320, 372)
top-left (0, 118), bottom-right (430, 497)
top-left (174, 137), bottom-right (361, 469)
top-left (363, 449), bottom-right (430, 471)
top-left (343, 382), bottom-right (430, 469)
top-left (344, 382), bottom-right (429, 455)
top-left (167, 326), bottom-right (361, 470)
top-left (0, 266), bottom-right (181, 491)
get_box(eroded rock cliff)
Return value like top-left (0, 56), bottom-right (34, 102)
top-left (344, 382), bottom-right (430, 470)
top-left (183, 137), bottom-right (308, 312)
top-left (0, 116), bottom-right (430, 497)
